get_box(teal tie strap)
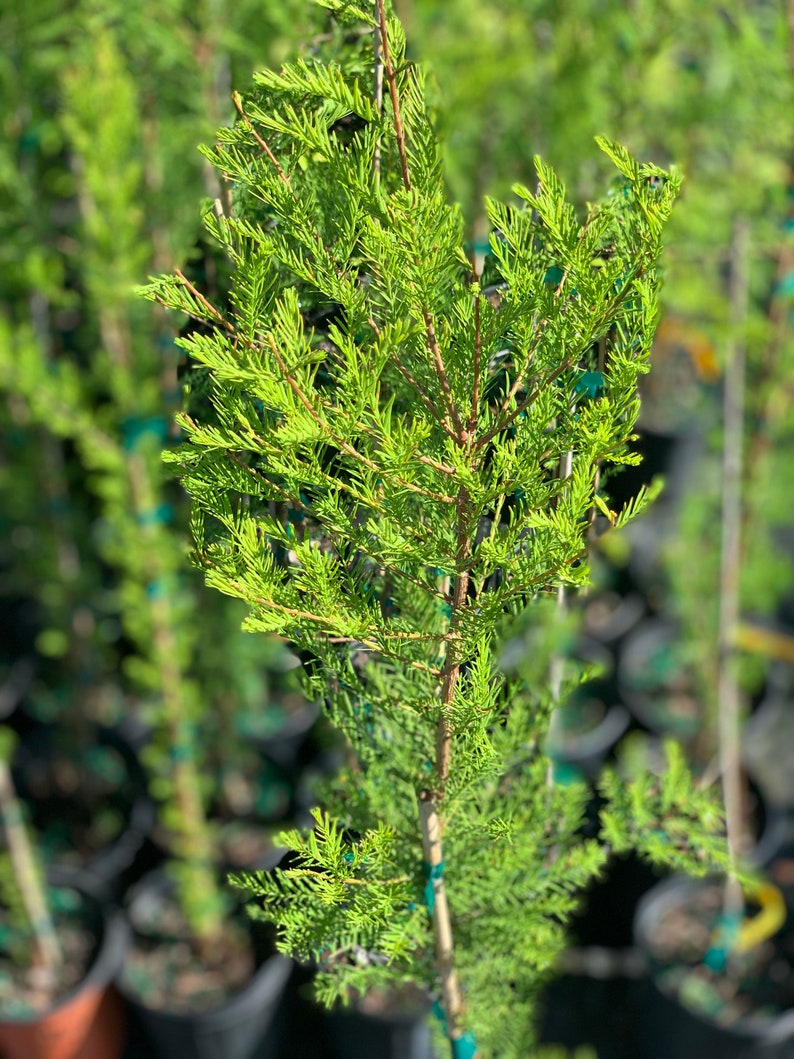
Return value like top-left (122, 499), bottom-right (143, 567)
top-left (432, 1000), bottom-right (478, 1058)
top-left (543, 265), bottom-right (564, 286)
top-left (574, 370), bottom-right (605, 400)
top-left (422, 860), bottom-right (444, 914)
top-left (704, 910), bottom-right (742, 972)
top-left (452, 1033), bottom-right (478, 1059)
top-left (121, 416), bottom-right (169, 451)
top-left (137, 503), bottom-right (173, 527)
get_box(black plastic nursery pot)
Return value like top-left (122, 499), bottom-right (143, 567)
top-left (581, 583), bottom-right (646, 649)
top-left (0, 889), bottom-right (130, 1059)
top-left (13, 722), bottom-right (156, 903)
top-left (617, 426), bottom-right (705, 592)
top-left (546, 640), bottom-right (630, 781)
top-left (251, 699), bottom-right (320, 770)
top-left (272, 960), bottom-right (435, 1059)
top-left (540, 972), bottom-right (642, 1059)
top-left (617, 618), bottom-right (702, 741)
top-left (326, 999), bottom-right (434, 1059)
top-left (744, 693), bottom-right (794, 816)
top-left (117, 870), bottom-right (292, 1059)
top-left (546, 701), bottom-right (630, 783)
top-left (633, 876), bottom-right (794, 1059)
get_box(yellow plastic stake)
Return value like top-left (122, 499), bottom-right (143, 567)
top-left (736, 882), bottom-right (787, 953)
top-left (733, 622), bottom-right (794, 664)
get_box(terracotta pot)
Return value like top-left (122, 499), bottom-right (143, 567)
top-left (0, 898), bottom-right (130, 1059)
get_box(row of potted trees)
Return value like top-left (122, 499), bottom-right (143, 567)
top-left (1, 2), bottom-right (793, 1058)
top-left (0, 1), bottom-right (319, 1057)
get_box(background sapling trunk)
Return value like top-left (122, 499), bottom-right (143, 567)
top-left (0, 729), bottom-right (62, 972)
top-left (717, 219), bottom-right (751, 909)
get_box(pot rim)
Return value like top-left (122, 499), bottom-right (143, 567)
top-left (634, 873), bottom-right (794, 1043)
top-left (117, 867), bottom-right (292, 1024)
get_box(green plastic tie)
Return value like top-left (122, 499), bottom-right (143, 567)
top-left (452, 1033), bottom-right (478, 1059)
top-left (137, 503), bottom-right (173, 527)
top-left (146, 579), bottom-right (168, 600)
top-left (574, 370), bottom-right (605, 400)
top-left (432, 1002), bottom-right (478, 1057)
top-left (704, 910), bottom-right (741, 972)
top-left (551, 761), bottom-right (585, 786)
top-left (422, 860), bottom-right (444, 914)
top-left (121, 416), bottom-right (169, 451)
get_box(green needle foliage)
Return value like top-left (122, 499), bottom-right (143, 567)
top-left (147, 2), bottom-right (728, 1054)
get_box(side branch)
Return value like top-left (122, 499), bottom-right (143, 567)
top-left (232, 91), bottom-right (292, 191)
top-left (375, 0), bottom-right (466, 445)
top-left (232, 586), bottom-right (443, 676)
top-left (470, 290), bottom-right (481, 434)
top-left (174, 269), bottom-right (236, 333)
top-left (376, 0), bottom-right (410, 192)
top-left (423, 310), bottom-right (466, 439)
top-left (221, 450), bottom-right (442, 555)
top-left (266, 336), bottom-right (457, 504)
top-left (476, 263), bottom-right (647, 451)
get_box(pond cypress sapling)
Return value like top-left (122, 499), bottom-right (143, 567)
top-left (145, 3), bottom-right (730, 1054)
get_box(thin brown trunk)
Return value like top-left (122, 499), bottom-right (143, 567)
top-left (718, 219), bottom-right (750, 913)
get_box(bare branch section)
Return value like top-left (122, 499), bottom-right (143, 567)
top-left (376, 0), bottom-right (410, 191)
top-left (419, 791), bottom-right (472, 1052)
top-left (372, 16), bottom-right (384, 183)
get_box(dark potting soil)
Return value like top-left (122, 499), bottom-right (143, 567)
top-left (21, 741), bottom-right (134, 868)
top-left (645, 882), bottom-right (794, 1026)
top-left (342, 982), bottom-right (429, 1019)
top-left (0, 907), bottom-right (92, 1017)
top-left (218, 818), bottom-right (282, 869)
top-left (213, 755), bottom-right (292, 821)
top-left (235, 692), bottom-right (314, 743)
top-left (121, 893), bottom-right (255, 1015)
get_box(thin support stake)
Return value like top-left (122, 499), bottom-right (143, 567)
top-left (718, 218), bottom-right (751, 913)
top-left (0, 759), bottom-right (62, 969)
